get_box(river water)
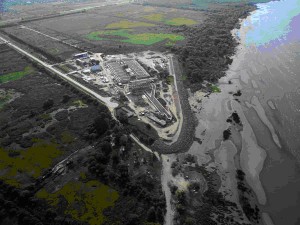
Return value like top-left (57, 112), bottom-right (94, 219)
top-left (239, 1), bottom-right (300, 224)
top-left (189, 0), bottom-right (300, 224)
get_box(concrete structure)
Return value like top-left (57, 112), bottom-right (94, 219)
top-left (76, 59), bottom-right (87, 67)
top-left (144, 90), bottom-right (172, 120)
top-left (106, 61), bottom-right (130, 84)
top-left (147, 114), bottom-right (167, 127)
top-left (82, 69), bottom-right (90, 74)
top-left (128, 79), bottom-right (152, 94)
top-left (124, 59), bottom-right (150, 79)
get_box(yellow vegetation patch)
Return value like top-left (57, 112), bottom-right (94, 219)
top-left (143, 13), bottom-right (165, 22)
top-left (37, 180), bottom-right (119, 225)
top-left (143, 6), bottom-right (155, 12)
top-left (165, 17), bottom-right (198, 26)
top-left (72, 99), bottom-right (87, 108)
top-left (0, 139), bottom-right (62, 187)
top-left (61, 131), bottom-right (74, 144)
top-left (105, 20), bottom-right (155, 29)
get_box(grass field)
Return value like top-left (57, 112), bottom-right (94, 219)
top-left (105, 20), bottom-right (156, 29)
top-left (0, 66), bottom-right (34, 83)
top-left (0, 139), bottom-right (61, 187)
top-left (87, 29), bottom-right (185, 45)
top-left (37, 180), bottom-right (119, 225)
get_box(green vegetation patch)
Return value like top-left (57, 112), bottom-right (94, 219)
top-left (165, 17), bottom-right (198, 26)
top-left (106, 20), bottom-right (156, 29)
top-left (0, 139), bottom-right (62, 187)
top-left (209, 84), bottom-right (221, 93)
top-left (0, 89), bottom-right (14, 109)
top-left (86, 29), bottom-right (185, 46)
top-left (0, 66), bottom-right (34, 84)
top-left (37, 180), bottom-right (119, 225)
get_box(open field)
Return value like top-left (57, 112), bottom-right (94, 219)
top-left (2, 26), bottom-right (79, 61)
top-left (0, 0), bottom-right (119, 21)
top-left (3, 3), bottom-right (205, 54)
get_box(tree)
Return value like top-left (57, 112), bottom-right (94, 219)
top-left (156, 207), bottom-right (164, 224)
top-left (62, 94), bottom-right (71, 103)
top-left (101, 141), bottom-right (112, 155)
top-left (95, 152), bottom-right (110, 164)
top-left (93, 116), bottom-right (109, 136)
top-left (120, 134), bottom-right (128, 146)
top-left (176, 190), bottom-right (186, 204)
top-left (117, 111), bottom-right (128, 124)
top-left (223, 129), bottom-right (231, 140)
top-left (146, 207), bottom-right (156, 222)
top-left (43, 98), bottom-right (54, 110)
top-left (112, 151), bottom-right (120, 165)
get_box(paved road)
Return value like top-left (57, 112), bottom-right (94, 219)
top-left (0, 35), bottom-right (118, 110)
top-left (157, 55), bottom-right (184, 145)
